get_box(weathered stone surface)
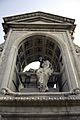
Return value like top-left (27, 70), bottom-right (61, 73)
top-left (0, 11), bottom-right (80, 120)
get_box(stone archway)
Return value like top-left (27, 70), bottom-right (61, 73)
top-left (10, 34), bottom-right (69, 93)
top-left (1, 32), bottom-right (79, 95)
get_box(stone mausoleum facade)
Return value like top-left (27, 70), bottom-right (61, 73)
top-left (0, 11), bottom-right (80, 120)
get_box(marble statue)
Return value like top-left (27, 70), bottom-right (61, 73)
top-left (36, 59), bottom-right (53, 92)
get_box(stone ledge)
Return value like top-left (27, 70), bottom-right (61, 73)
top-left (0, 95), bottom-right (80, 106)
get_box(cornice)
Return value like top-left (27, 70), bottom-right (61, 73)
top-left (2, 22), bottom-right (76, 35)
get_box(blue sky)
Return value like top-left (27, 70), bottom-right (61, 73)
top-left (0, 0), bottom-right (80, 46)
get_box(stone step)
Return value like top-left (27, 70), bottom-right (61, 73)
top-left (20, 87), bottom-right (59, 92)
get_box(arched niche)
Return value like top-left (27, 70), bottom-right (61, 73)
top-left (10, 34), bottom-right (69, 93)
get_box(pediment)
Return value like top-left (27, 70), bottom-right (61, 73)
top-left (3, 11), bottom-right (75, 25)
top-left (3, 11), bottom-right (76, 34)
top-left (13, 16), bottom-right (63, 24)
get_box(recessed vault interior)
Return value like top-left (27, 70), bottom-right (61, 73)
top-left (17, 35), bottom-right (61, 71)
top-left (11, 35), bottom-right (69, 93)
